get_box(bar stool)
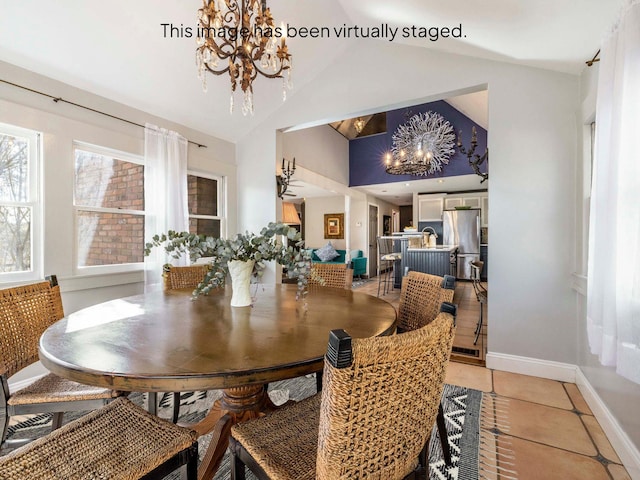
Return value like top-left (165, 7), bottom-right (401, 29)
top-left (377, 236), bottom-right (401, 297)
top-left (470, 260), bottom-right (487, 345)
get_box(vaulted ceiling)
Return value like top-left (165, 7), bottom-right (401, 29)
top-left (0, 1), bottom-right (622, 143)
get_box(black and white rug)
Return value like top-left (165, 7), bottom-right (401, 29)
top-left (2, 377), bottom-right (486, 480)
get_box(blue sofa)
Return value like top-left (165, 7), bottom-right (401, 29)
top-left (309, 248), bottom-right (368, 278)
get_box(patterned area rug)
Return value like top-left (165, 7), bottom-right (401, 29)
top-left (1, 377), bottom-right (506, 480)
top-left (352, 277), bottom-right (373, 289)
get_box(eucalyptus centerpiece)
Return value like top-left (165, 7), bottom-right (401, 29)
top-left (144, 222), bottom-right (312, 306)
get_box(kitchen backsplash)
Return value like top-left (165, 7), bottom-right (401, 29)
top-left (417, 221), bottom-right (443, 244)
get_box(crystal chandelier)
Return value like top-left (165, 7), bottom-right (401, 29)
top-left (384, 111), bottom-right (456, 176)
top-left (196, 0), bottom-right (293, 115)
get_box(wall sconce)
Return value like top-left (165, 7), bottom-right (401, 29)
top-left (277, 157), bottom-right (296, 198)
top-left (457, 126), bottom-right (489, 183)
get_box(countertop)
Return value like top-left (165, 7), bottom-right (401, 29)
top-left (407, 245), bottom-right (459, 253)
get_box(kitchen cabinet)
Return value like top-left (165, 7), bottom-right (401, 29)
top-left (444, 192), bottom-right (488, 227)
top-left (417, 194), bottom-right (445, 221)
top-left (463, 196), bottom-right (481, 208)
top-left (444, 197), bottom-right (463, 209)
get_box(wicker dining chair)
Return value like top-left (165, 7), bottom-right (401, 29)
top-left (0, 276), bottom-right (122, 448)
top-left (0, 396), bottom-right (198, 480)
top-left (229, 309), bottom-right (456, 480)
top-left (397, 271), bottom-right (456, 333)
top-left (396, 271), bottom-right (457, 466)
top-left (158, 264), bottom-right (211, 422)
top-left (307, 263), bottom-right (353, 290)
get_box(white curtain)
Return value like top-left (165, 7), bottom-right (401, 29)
top-left (587, 0), bottom-right (640, 384)
top-left (144, 123), bottom-right (189, 289)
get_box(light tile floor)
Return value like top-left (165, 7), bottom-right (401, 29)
top-left (355, 278), bottom-right (632, 480)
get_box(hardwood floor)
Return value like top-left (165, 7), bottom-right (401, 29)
top-left (354, 275), bottom-right (488, 366)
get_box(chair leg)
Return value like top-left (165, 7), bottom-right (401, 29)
top-left (230, 445), bottom-right (247, 480)
top-left (148, 392), bottom-right (158, 415)
top-left (51, 412), bottom-right (64, 431)
top-left (316, 371), bottom-right (323, 392)
top-left (436, 403), bottom-right (452, 466)
top-left (473, 302), bottom-right (484, 345)
top-left (0, 409), bottom-right (8, 447)
top-left (172, 392), bottom-right (181, 423)
top-left (186, 443), bottom-right (198, 480)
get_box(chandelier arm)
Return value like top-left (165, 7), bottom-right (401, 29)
top-left (203, 63), bottom-right (232, 76)
top-left (196, 0), bottom-right (293, 113)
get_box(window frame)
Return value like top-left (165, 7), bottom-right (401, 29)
top-left (0, 122), bottom-right (42, 284)
top-left (187, 170), bottom-right (226, 239)
top-left (73, 142), bottom-right (145, 275)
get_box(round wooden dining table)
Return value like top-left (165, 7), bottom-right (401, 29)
top-left (39, 283), bottom-right (397, 480)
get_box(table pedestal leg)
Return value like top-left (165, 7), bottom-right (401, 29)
top-left (192, 384), bottom-right (278, 480)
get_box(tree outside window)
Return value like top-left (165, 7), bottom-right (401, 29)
top-left (0, 124), bottom-right (40, 279)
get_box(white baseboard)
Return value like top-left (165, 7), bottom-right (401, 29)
top-left (486, 351), bottom-right (640, 479)
top-left (8, 373), bottom-right (47, 392)
top-left (576, 369), bottom-right (640, 479)
top-left (486, 351), bottom-right (577, 383)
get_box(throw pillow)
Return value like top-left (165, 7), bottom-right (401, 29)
top-left (315, 242), bottom-right (339, 262)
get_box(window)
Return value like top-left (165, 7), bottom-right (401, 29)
top-left (187, 173), bottom-right (224, 237)
top-left (74, 144), bottom-right (145, 272)
top-left (0, 123), bottom-right (41, 282)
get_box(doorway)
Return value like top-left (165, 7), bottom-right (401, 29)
top-left (368, 204), bottom-right (378, 278)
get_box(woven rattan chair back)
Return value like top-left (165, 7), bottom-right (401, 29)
top-left (308, 263), bottom-right (353, 289)
top-left (316, 313), bottom-right (455, 479)
top-left (163, 265), bottom-right (210, 290)
top-left (0, 397), bottom-right (198, 480)
top-left (398, 271), bottom-right (455, 332)
top-left (1, 276), bottom-right (121, 448)
top-left (0, 278), bottom-right (64, 380)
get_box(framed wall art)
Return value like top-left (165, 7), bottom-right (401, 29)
top-left (324, 213), bottom-right (344, 239)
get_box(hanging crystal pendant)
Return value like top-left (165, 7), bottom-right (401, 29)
top-left (242, 90), bottom-right (254, 116)
top-left (196, 0), bottom-right (292, 114)
top-left (286, 66), bottom-right (293, 89)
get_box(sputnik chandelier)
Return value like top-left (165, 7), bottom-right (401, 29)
top-left (196, 0), bottom-right (293, 115)
top-left (385, 111), bottom-right (456, 176)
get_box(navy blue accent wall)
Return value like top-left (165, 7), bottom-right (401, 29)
top-left (349, 100), bottom-right (487, 187)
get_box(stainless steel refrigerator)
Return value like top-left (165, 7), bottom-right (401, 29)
top-left (443, 209), bottom-right (480, 280)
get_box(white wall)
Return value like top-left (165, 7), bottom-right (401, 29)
top-left (304, 196), bottom-right (347, 250)
top-left (237, 40), bottom-right (579, 367)
top-left (1, 61), bottom-right (236, 385)
top-left (282, 125), bottom-right (349, 185)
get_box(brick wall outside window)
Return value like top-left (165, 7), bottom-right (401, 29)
top-left (75, 150), bottom-right (144, 266)
top-left (188, 175), bottom-right (220, 238)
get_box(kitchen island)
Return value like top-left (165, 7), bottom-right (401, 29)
top-left (392, 236), bottom-right (458, 286)
top-left (404, 244), bottom-right (458, 278)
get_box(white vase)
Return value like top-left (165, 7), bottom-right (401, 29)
top-left (228, 259), bottom-right (255, 307)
